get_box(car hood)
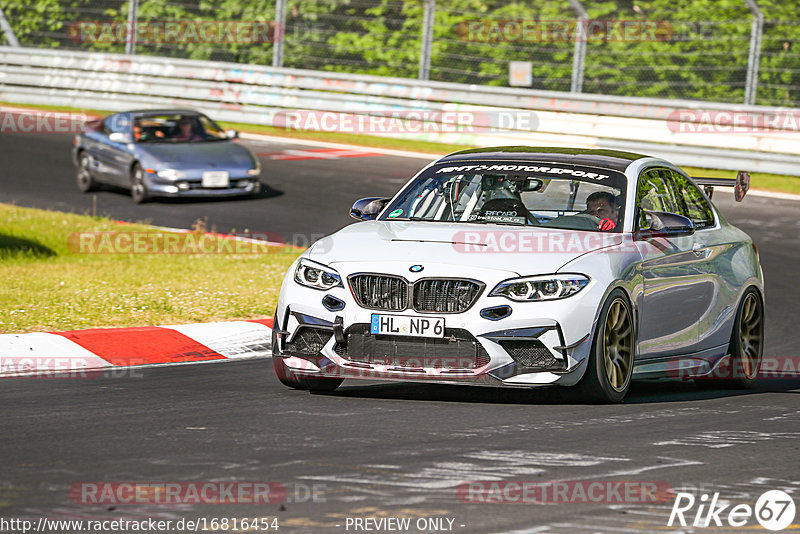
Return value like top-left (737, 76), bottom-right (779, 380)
top-left (137, 141), bottom-right (255, 168)
top-left (308, 221), bottom-right (624, 276)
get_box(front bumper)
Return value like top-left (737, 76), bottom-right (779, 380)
top-left (273, 267), bottom-right (604, 388)
top-left (147, 177), bottom-right (261, 198)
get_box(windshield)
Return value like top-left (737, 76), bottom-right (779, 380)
top-left (133, 113), bottom-right (228, 143)
top-left (381, 162), bottom-right (627, 232)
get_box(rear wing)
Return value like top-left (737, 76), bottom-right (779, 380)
top-left (691, 171), bottom-right (750, 202)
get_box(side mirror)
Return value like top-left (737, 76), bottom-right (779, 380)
top-left (226, 129), bottom-right (239, 139)
top-left (350, 197), bottom-right (390, 221)
top-left (108, 132), bottom-right (132, 144)
top-left (522, 178), bottom-right (543, 192)
top-left (636, 210), bottom-right (695, 239)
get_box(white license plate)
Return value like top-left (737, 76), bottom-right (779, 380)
top-left (370, 314), bottom-right (445, 338)
top-left (202, 171), bottom-right (229, 188)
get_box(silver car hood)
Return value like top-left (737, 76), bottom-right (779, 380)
top-left (308, 221), bottom-right (624, 276)
top-left (138, 141), bottom-right (255, 167)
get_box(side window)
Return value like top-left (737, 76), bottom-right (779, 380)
top-left (636, 169), bottom-right (682, 229)
top-left (103, 114), bottom-right (129, 135)
top-left (671, 172), bottom-right (715, 229)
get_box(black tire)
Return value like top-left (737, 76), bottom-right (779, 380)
top-left (272, 357), bottom-right (343, 392)
top-left (130, 163), bottom-right (149, 204)
top-left (575, 289), bottom-right (635, 403)
top-left (76, 152), bottom-right (99, 192)
top-left (719, 288), bottom-right (764, 388)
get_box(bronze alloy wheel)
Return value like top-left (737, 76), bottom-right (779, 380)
top-left (577, 289), bottom-right (635, 403)
top-left (695, 288), bottom-right (763, 389)
top-left (724, 289), bottom-right (764, 388)
top-left (736, 292), bottom-right (763, 380)
top-left (603, 298), bottom-right (634, 392)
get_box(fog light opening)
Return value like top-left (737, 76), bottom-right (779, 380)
top-left (322, 295), bottom-right (345, 312)
top-left (480, 305), bottom-right (512, 321)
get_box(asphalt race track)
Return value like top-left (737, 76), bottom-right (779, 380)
top-left (1, 131), bottom-right (799, 533)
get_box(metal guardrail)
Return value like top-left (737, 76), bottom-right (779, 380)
top-left (2, 46), bottom-right (799, 176)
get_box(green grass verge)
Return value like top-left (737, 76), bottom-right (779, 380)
top-left (3, 100), bottom-right (799, 194)
top-left (0, 203), bottom-right (301, 334)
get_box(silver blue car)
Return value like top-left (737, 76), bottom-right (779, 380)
top-left (73, 109), bottom-right (261, 203)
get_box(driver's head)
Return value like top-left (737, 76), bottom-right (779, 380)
top-left (586, 191), bottom-right (618, 221)
top-left (178, 117), bottom-right (193, 132)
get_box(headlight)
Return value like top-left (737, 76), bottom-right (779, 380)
top-left (157, 169), bottom-right (186, 179)
top-left (246, 160), bottom-right (261, 176)
top-left (294, 259), bottom-right (343, 290)
top-left (490, 274), bottom-right (589, 302)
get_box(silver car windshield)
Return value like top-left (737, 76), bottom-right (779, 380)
top-left (133, 114), bottom-right (228, 143)
top-left (381, 165), bottom-right (627, 232)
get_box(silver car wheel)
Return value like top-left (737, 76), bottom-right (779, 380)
top-left (76, 153), bottom-right (96, 192)
top-left (131, 165), bottom-right (148, 204)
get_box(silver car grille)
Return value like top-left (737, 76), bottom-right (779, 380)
top-left (348, 275), bottom-right (482, 313)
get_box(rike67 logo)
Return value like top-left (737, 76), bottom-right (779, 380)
top-left (668, 489), bottom-right (796, 531)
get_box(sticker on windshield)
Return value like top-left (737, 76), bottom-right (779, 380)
top-left (484, 213), bottom-right (527, 224)
top-left (388, 208), bottom-right (403, 218)
top-left (469, 211), bottom-right (527, 225)
top-left (435, 164), bottom-right (609, 180)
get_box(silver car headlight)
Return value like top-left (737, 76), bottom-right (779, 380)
top-left (157, 169), bottom-right (186, 179)
top-left (294, 259), bottom-right (343, 290)
top-left (246, 159), bottom-right (261, 176)
top-left (490, 274), bottom-right (590, 302)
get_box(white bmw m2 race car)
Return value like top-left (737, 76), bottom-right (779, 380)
top-left (272, 147), bottom-right (764, 402)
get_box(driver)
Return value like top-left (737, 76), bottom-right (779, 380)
top-left (586, 191), bottom-right (619, 231)
top-left (173, 116), bottom-right (204, 141)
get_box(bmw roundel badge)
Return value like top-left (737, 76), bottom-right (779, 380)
top-left (409, 265), bottom-right (424, 273)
